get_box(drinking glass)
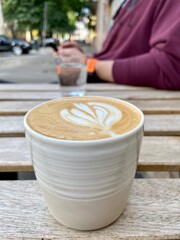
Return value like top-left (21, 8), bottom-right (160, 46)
top-left (55, 54), bottom-right (87, 97)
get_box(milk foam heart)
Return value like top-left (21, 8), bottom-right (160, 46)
top-left (60, 102), bottom-right (122, 137)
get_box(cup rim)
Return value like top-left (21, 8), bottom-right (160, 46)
top-left (57, 53), bottom-right (86, 63)
top-left (24, 96), bottom-right (144, 145)
top-left (58, 53), bottom-right (85, 59)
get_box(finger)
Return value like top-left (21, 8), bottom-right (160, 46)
top-left (58, 48), bottom-right (81, 56)
top-left (61, 41), bottom-right (83, 52)
top-left (62, 41), bottom-right (79, 48)
top-left (58, 48), bottom-right (72, 56)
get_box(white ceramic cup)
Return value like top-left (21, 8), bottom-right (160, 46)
top-left (24, 98), bottom-right (144, 230)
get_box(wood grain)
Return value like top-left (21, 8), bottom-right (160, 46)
top-left (0, 101), bottom-right (43, 116)
top-left (128, 100), bottom-right (180, 114)
top-left (1, 100), bottom-right (180, 115)
top-left (145, 114), bottom-right (180, 136)
top-left (0, 83), bottom-right (154, 91)
top-left (0, 180), bottom-right (179, 239)
top-left (0, 137), bottom-right (179, 172)
top-left (138, 136), bottom-right (180, 171)
top-left (0, 90), bottom-right (180, 101)
top-left (0, 116), bottom-right (24, 137)
top-left (0, 137), bottom-right (32, 172)
top-left (0, 115), bottom-right (180, 137)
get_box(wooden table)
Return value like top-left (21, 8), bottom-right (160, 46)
top-left (0, 83), bottom-right (180, 172)
top-left (0, 83), bottom-right (180, 239)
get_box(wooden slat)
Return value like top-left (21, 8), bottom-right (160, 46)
top-left (0, 83), bottom-right (155, 91)
top-left (0, 115), bottom-right (180, 137)
top-left (0, 83), bottom-right (58, 91)
top-left (0, 83), bottom-right (59, 91)
top-left (145, 114), bottom-right (180, 136)
top-left (0, 90), bottom-right (180, 101)
top-left (0, 138), bottom-right (32, 172)
top-left (128, 100), bottom-right (180, 114)
top-left (0, 91), bottom-right (59, 101)
top-left (70, 90), bottom-right (180, 100)
top-left (0, 180), bottom-right (179, 239)
top-left (0, 101), bottom-right (43, 116)
top-left (138, 136), bottom-right (180, 171)
top-left (1, 100), bottom-right (180, 115)
top-left (0, 116), bottom-right (24, 137)
top-left (0, 137), bottom-right (179, 172)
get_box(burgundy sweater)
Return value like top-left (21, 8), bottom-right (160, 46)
top-left (94, 0), bottom-right (180, 90)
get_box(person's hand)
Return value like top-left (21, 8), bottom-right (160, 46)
top-left (58, 41), bottom-right (83, 56)
top-left (61, 41), bottom-right (83, 52)
top-left (58, 41), bottom-right (114, 83)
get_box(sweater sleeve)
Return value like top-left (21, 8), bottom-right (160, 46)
top-left (113, 0), bottom-right (180, 90)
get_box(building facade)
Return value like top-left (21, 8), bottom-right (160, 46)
top-left (95, 0), bottom-right (125, 50)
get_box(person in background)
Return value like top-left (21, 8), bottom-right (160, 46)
top-left (58, 0), bottom-right (180, 90)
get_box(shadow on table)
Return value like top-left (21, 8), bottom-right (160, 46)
top-left (0, 172), bottom-right (36, 180)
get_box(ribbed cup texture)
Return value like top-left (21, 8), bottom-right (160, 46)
top-left (26, 129), bottom-right (143, 200)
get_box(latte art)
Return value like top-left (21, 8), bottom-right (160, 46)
top-left (60, 102), bottom-right (122, 137)
top-left (27, 96), bottom-right (141, 140)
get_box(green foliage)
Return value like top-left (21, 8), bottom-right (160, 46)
top-left (3, 0), bottom-right (43, 32)
top-left (2, 0), bottom-right (93, 35)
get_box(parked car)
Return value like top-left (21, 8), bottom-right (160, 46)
top-left (0, 35), bottom-right (32, 55)
top-left (42, 37), bottom-right (59, 51)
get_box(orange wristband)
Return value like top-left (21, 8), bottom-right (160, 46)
top-left (87, 58), bottom-right (97, 73)
top-left (56, 65), bottom-right (61, 75)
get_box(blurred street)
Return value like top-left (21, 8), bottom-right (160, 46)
top-left (0, 0), bottom-right (97, 84)
top-left (0, 44), bottom-right (95, 84)
top-left (0, 47), bottom-right (58, 83)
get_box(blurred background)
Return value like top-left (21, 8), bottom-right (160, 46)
top-left (0, 0), bottom-right (119, 83)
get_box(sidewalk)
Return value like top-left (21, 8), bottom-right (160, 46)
top-left (0, 44), bottom-right (95, 84)
top-left (0, 47), bottom-right (57, 83)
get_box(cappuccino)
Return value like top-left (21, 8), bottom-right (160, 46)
top-left (27, 96), bottom-right (141, 140)
top-left (24, 96), bottom-right (144, 230)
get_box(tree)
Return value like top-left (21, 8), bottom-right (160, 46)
top-left (2, 0), bottom-right (92, 39)
top-left (2, 0), bottom-right (42, 37)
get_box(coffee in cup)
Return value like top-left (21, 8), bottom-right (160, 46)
top-left (24, 96), bottom-right (144, 230)
top-left (27, 96), bottom-right (141, 141)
